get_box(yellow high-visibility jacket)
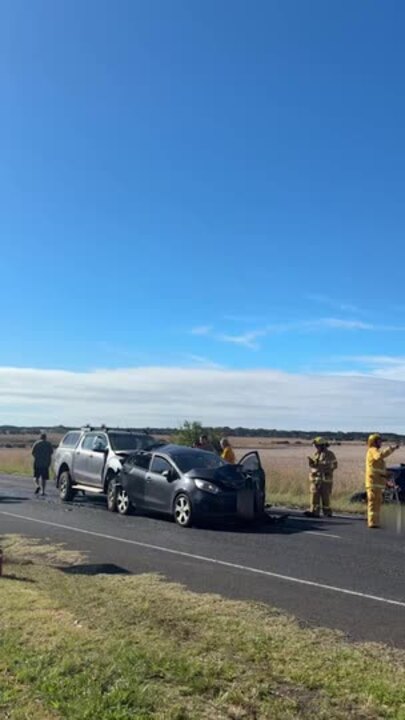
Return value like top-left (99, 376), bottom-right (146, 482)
top-left (309, 449), bottom-right (338, 484)
top-left (365, 446), bottom-right (396, 489)
top-left (221, 446), bottom-right (235, 464)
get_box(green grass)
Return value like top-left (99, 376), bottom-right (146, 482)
top-left (1, 534), bottom-right (405, 720)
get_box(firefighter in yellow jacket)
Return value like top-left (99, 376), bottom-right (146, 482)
top-left (366, 434), bottom-right (399, 529)
top-left (305, 437), bottom-right (337, 517)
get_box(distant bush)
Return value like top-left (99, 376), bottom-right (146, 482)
top-left (173, 421), bottom-right (221, 452)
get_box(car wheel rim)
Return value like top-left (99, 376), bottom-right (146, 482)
top-left (117, 489), bottom-right (129, 513)
top-left (60, 478), bottom-right (68, 494)
top-left (175, 496), bottom-right (191, 525)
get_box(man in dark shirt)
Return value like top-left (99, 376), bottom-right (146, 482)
top-left (32, 432), bottom-right (53, 496)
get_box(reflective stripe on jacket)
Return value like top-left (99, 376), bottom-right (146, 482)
top-left (365, 446), bottom-right (395, 489)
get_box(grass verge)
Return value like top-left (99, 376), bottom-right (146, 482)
top-left (1, 534), bottom-right (404, 719)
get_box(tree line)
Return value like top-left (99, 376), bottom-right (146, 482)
top-left (1, 423), bottom-right (404, 444)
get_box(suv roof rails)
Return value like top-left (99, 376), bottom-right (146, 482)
top-left (79, 425), bottom-right (152, 434)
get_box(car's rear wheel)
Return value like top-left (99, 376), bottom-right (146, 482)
top-left (174, 493), bottom-right (193, 527)
top-left (116, 487), bottom-right (131, 516)
top-left (106, 475), bottom-right (117, 512)
top-left (59, 471), bottom-right (75, 502)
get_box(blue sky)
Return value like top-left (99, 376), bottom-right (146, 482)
top-left (1, 1), bottom-right (405, 428)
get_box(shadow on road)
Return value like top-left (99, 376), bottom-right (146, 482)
top-left (194, 512), bottom-right (354, 535)
top-left (0, 495), bottom-right (26, 504)
top-left (59, 563), bottom-right (131, 576)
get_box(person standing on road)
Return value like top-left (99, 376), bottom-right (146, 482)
top-left (220, 437), bottom-right (235, 464)
top-left (32, 432), bottom-right (53, 496)
top-left (196, 434), bottom-right (216, 452)
top-left (305, 437), bottom-right (338, 518)
top-left (365, 434), bottom-right (399, 529)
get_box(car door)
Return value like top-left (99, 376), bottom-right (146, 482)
top-left (144, 454), bottom-right (177, 513)
top-left (73, 434), bottom-right (96, 484)
top-left (121, 453), bottom-right (151, 508)
top-left (238, 451), bottom-right (266, 513)
top-left (86, 433), bottom-right (108, 487)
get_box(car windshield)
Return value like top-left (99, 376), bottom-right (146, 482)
top-left (109, 433), bottom-right (157, 451)
top-left (172, 450), bottom-right (225, 474)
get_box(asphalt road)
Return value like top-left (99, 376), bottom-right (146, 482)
top-left (1, 473), bottom-right (404, 647)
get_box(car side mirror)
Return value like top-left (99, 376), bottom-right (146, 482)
top-left (162, 470), bottom-right (173, 481)
top-left (94, 446), bottom-right (107, 454)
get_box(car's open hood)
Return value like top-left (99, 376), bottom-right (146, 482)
top-left (186, 465), bottom-right (248, 490)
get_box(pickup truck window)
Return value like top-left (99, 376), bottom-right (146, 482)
top-left (61, 432), bottom-right (81, 448)
top-left (93, 434), bottom-right (108, 451)
top-left (81, 435), bottom-right (97, 450)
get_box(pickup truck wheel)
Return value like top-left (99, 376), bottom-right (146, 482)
top-left (106, 476), bottom-right (117, 512)
top-left (116, 487), bottom-right (131, 516)
top-left (59, 471), bottom-right (75, 502)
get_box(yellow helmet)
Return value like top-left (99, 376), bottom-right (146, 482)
top-left (313, 436), bottom-right (328, 446)
top-left (368, 433), bottom-right (382, 447)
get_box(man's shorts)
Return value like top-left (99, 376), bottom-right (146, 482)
top-left (34, 465), bottom-right (50, 480)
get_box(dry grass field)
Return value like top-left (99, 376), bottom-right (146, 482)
top-left (1, 433), bottom-right (404, 511)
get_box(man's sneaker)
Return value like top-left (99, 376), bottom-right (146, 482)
top-left (304, 510), bottom-right (320, 518)
top-left (34, 487), bottom-right (40, 495)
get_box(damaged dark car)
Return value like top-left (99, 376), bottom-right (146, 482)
top-left (111, 444), bottom-right (266, 527)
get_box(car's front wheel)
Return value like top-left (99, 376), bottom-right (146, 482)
top-left (59, 471), bottom-right (75, 502)
top-left (173, 493), bottom-right (193, 527)
top-left (116, 486), bottom-right (131, 516)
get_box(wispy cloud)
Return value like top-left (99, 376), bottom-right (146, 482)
top-left (182, 354), bottom-right (224, 369)
top-left (190, 317), bottom-right (405, 352)
top-left (2, 364), bottom-right (405, 431)
top-left (224, 314), bottom-right (268, 324)
top-left (190, 325), bottom-right (212, 336)
top-left (307, 294), bottom-right (362, 314)
top-left (314, 318), bottom-right (373, 330)
top-left (216, 330), bottom-right (267, 350)
top-left (338, 355), bottom-right (405, 382)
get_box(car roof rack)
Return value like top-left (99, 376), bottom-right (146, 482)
top-left (80, 425), bottom-right (151, 434)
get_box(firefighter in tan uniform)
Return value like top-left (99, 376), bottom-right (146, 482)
top-left (366, 434), bottom-right (399, 528)
top-left (305, 437), bottom-right (337, 517)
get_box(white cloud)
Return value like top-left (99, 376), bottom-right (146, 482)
top-left (315, 318), bottom-right (373, 330)
top-left (182, 354), bottom-right (224, 370)
top-left (190, 326), bottom-right (212, 336)
top-left (306, 294), bottom-right (361, 314)
top-left (341, 356), bottom-right (405, 382)
top-left (216, 330), bottom-right (267, 350)
top-left (1, 365), bottom-right (405, 431)
top-left (189, 317), bottom-right (405, 352)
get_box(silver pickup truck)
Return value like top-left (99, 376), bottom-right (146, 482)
top-left (53, 427), bottom-right (160, 508)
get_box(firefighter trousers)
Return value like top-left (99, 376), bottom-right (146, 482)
top-left (366, 487), bottom-right (383, 528)
top-left (310, 481), bottom-right (332, 517)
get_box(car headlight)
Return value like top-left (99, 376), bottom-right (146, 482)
top-left (194, 479), bottom-right (220, 494)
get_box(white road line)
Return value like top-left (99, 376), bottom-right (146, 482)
top-left (306, 531), bottom-right (341, 539)
top-left (1, 509), bottom-right (404, 609)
